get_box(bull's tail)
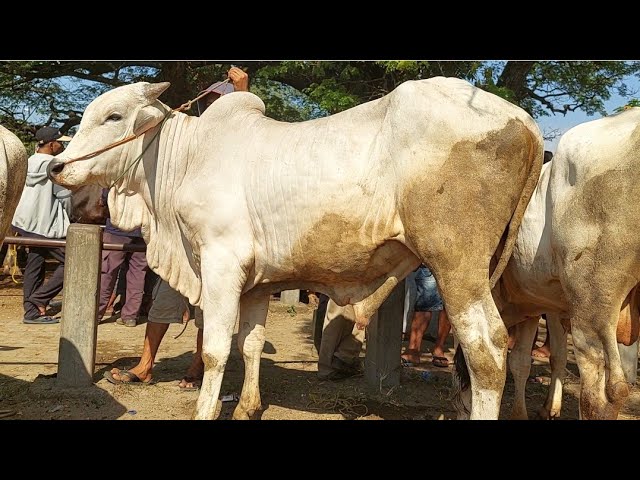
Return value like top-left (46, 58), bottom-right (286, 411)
top-left (489, 122), bottom-right (544, 289)
top-left (451, 346), bottom-right (471, 418)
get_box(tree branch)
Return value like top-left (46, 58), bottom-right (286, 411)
top-left (526, 88), bottom-right (583, 115)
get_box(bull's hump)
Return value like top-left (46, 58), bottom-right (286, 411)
top-left (201, 92), bottom-right (265, 120)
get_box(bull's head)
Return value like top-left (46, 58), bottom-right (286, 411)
top-left (47, 81), bottom-right (171, 188)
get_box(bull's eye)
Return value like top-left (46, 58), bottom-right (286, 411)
top-left (106, 113), bottom-right (122, 122)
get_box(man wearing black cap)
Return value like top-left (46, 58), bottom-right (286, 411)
top-left (11, 126), bottom-right (73, 324)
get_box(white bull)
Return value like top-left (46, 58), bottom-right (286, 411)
top-left (0, 125), bottom-right (27, 246)
top-left (466, 108), bottom-right (640, 420)
top-left (48, 77), bottom-right (543, 420)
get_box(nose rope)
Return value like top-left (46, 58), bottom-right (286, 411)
top-left (60, 78), bottom-right (231, 167)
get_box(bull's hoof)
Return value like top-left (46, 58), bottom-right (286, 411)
top-left (535, 407), bottom-right (560, 420)
top-left (607, 381), bottom-right (630, 404)
top-left (232, 403), bottom-right (262, 420)
top-left (509, 409), bottom-right (529, 420)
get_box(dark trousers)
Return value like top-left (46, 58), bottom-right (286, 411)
top-left (20, 232), bottom-right (65, 320)
top-left (97, 232), bottom-right (148, 321)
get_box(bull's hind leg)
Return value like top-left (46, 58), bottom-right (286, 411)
top-left (436, 268), bottom-right (508, 420)
top-left (233, 291), bottom-right (270, 420)
top-left (194, 249), bottom-right (250, 420)
top-left (538, 313), bottom-right (567, 419)
top-left (561, 267), bottom-right (633, 419)
top-left (508, 316), bottom-right (538, 420)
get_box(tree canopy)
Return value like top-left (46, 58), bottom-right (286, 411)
top-left (1, 61), bottom-right (638, 143)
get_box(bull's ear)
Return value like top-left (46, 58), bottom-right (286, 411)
top-left (133, 104), bottom-right (166, 136)
top-left (142, 82), bottom-right (171, 103)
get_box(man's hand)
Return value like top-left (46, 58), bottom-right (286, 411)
top-left (228, 66), bottom-right (249, 92)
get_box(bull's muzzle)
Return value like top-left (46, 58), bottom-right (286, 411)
top-left (47, 160), bottom-right (66, 182)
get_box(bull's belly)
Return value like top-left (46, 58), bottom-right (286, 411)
top-left (248, 238), bottom-right (420, 304)
top-left (500, 274), bottom-right (567, 321)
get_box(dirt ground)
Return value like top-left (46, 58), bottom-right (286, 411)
top-left (2, 275), bottom-right (640, 420)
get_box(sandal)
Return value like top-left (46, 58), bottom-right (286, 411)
top-left (431, 356), bottom-right (450, 368)
top-left (104, 369), bottom-right (154, 385)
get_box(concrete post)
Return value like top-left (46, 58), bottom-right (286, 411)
top-left (365, 280), bottom-right (405, 391)
top-left (57, 224), bottom-right (102, 387)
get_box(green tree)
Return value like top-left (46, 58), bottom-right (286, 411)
top-left (1, 61), bottom-right (638, 143)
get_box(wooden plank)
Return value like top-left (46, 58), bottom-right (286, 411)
top-left (618, 340), bottom-right (638, 384)
top-left (280, 289), bottom-right (300, 305)
top-left (365, 280), bottom-right (405, 391)
top-left (57, 224), bottom-right (102, 387)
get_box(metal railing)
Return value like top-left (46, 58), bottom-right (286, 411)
top-left (3, 236), bottom-right (146, 252)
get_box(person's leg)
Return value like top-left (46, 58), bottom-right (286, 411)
top-left (318, 300), bottom-right (363, 378)
top-left (107, 279), bottom-right (184, 383)
top-left (97, 233), bottom-right (127, 319)
top-left (507, 325), bottom-right (517, 350)
top-left (531, 319), bottom-right (551, 359)
top-left (25, 246), bottom-right (65, 314)
top-left (120, 242), bottom-right (149, 326)
top-left (402, 265), bottom-right (437, 364)
top-left (531, 335), bottom-right (551, 358)
top-left (432, 309), bottom-right (452, 367)
top-left (139, 270), bottom-right (159, 317)
top-left (22, 246), bottom-right (47, 320)
top-left (114, 258), bottom-right (129, 311)
top-left (402, 311), bottom-right (431, 364)
top-left (178, 322), bottom-right (204, 389)
top-left (109, 321), bottom-right (169, 383)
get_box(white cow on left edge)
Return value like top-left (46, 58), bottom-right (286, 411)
top-left (0, 125), bottom-right (27, 246)
top-left (48, 78), bottom-right (543, 420)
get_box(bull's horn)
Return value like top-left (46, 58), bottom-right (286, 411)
top-left (142, 82), bottom-right (171, 103)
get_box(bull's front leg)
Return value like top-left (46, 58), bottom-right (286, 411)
top-left (194, 247), bottom-right (250, 420)
top-left (233, 290), bottom-right (270, 420)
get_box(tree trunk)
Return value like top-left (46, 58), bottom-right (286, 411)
top-left (157, 62), bottom-right (192, 110)
top-left (497, 61), bottom-right (536, 102)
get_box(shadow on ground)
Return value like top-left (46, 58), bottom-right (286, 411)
top-left (0, 372), bottom-right (128, 420)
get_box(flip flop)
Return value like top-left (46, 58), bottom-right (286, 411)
top-left (401, 357), bottom-right (415, 367)
top-left (432, 356), bottom-right (450, 368)
top-left (104, 369), bottom-right (154, 385)
top-left (23, 315), bottom-right (60, 324)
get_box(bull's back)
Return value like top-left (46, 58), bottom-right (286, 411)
top-left (218, 79), bottom-right (539, 287)
top-left (550, 108), bottom-right (640, 259)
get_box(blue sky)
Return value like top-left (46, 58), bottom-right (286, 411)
top-left (537, 74), bottom-right (640, 153)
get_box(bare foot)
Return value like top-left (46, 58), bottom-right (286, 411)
top-left (531, 344), bottom-right (551, 359)
top-left (179, 358), bottom-right (204, 389)
top-left (178, 376), bottom-right (202, 390)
